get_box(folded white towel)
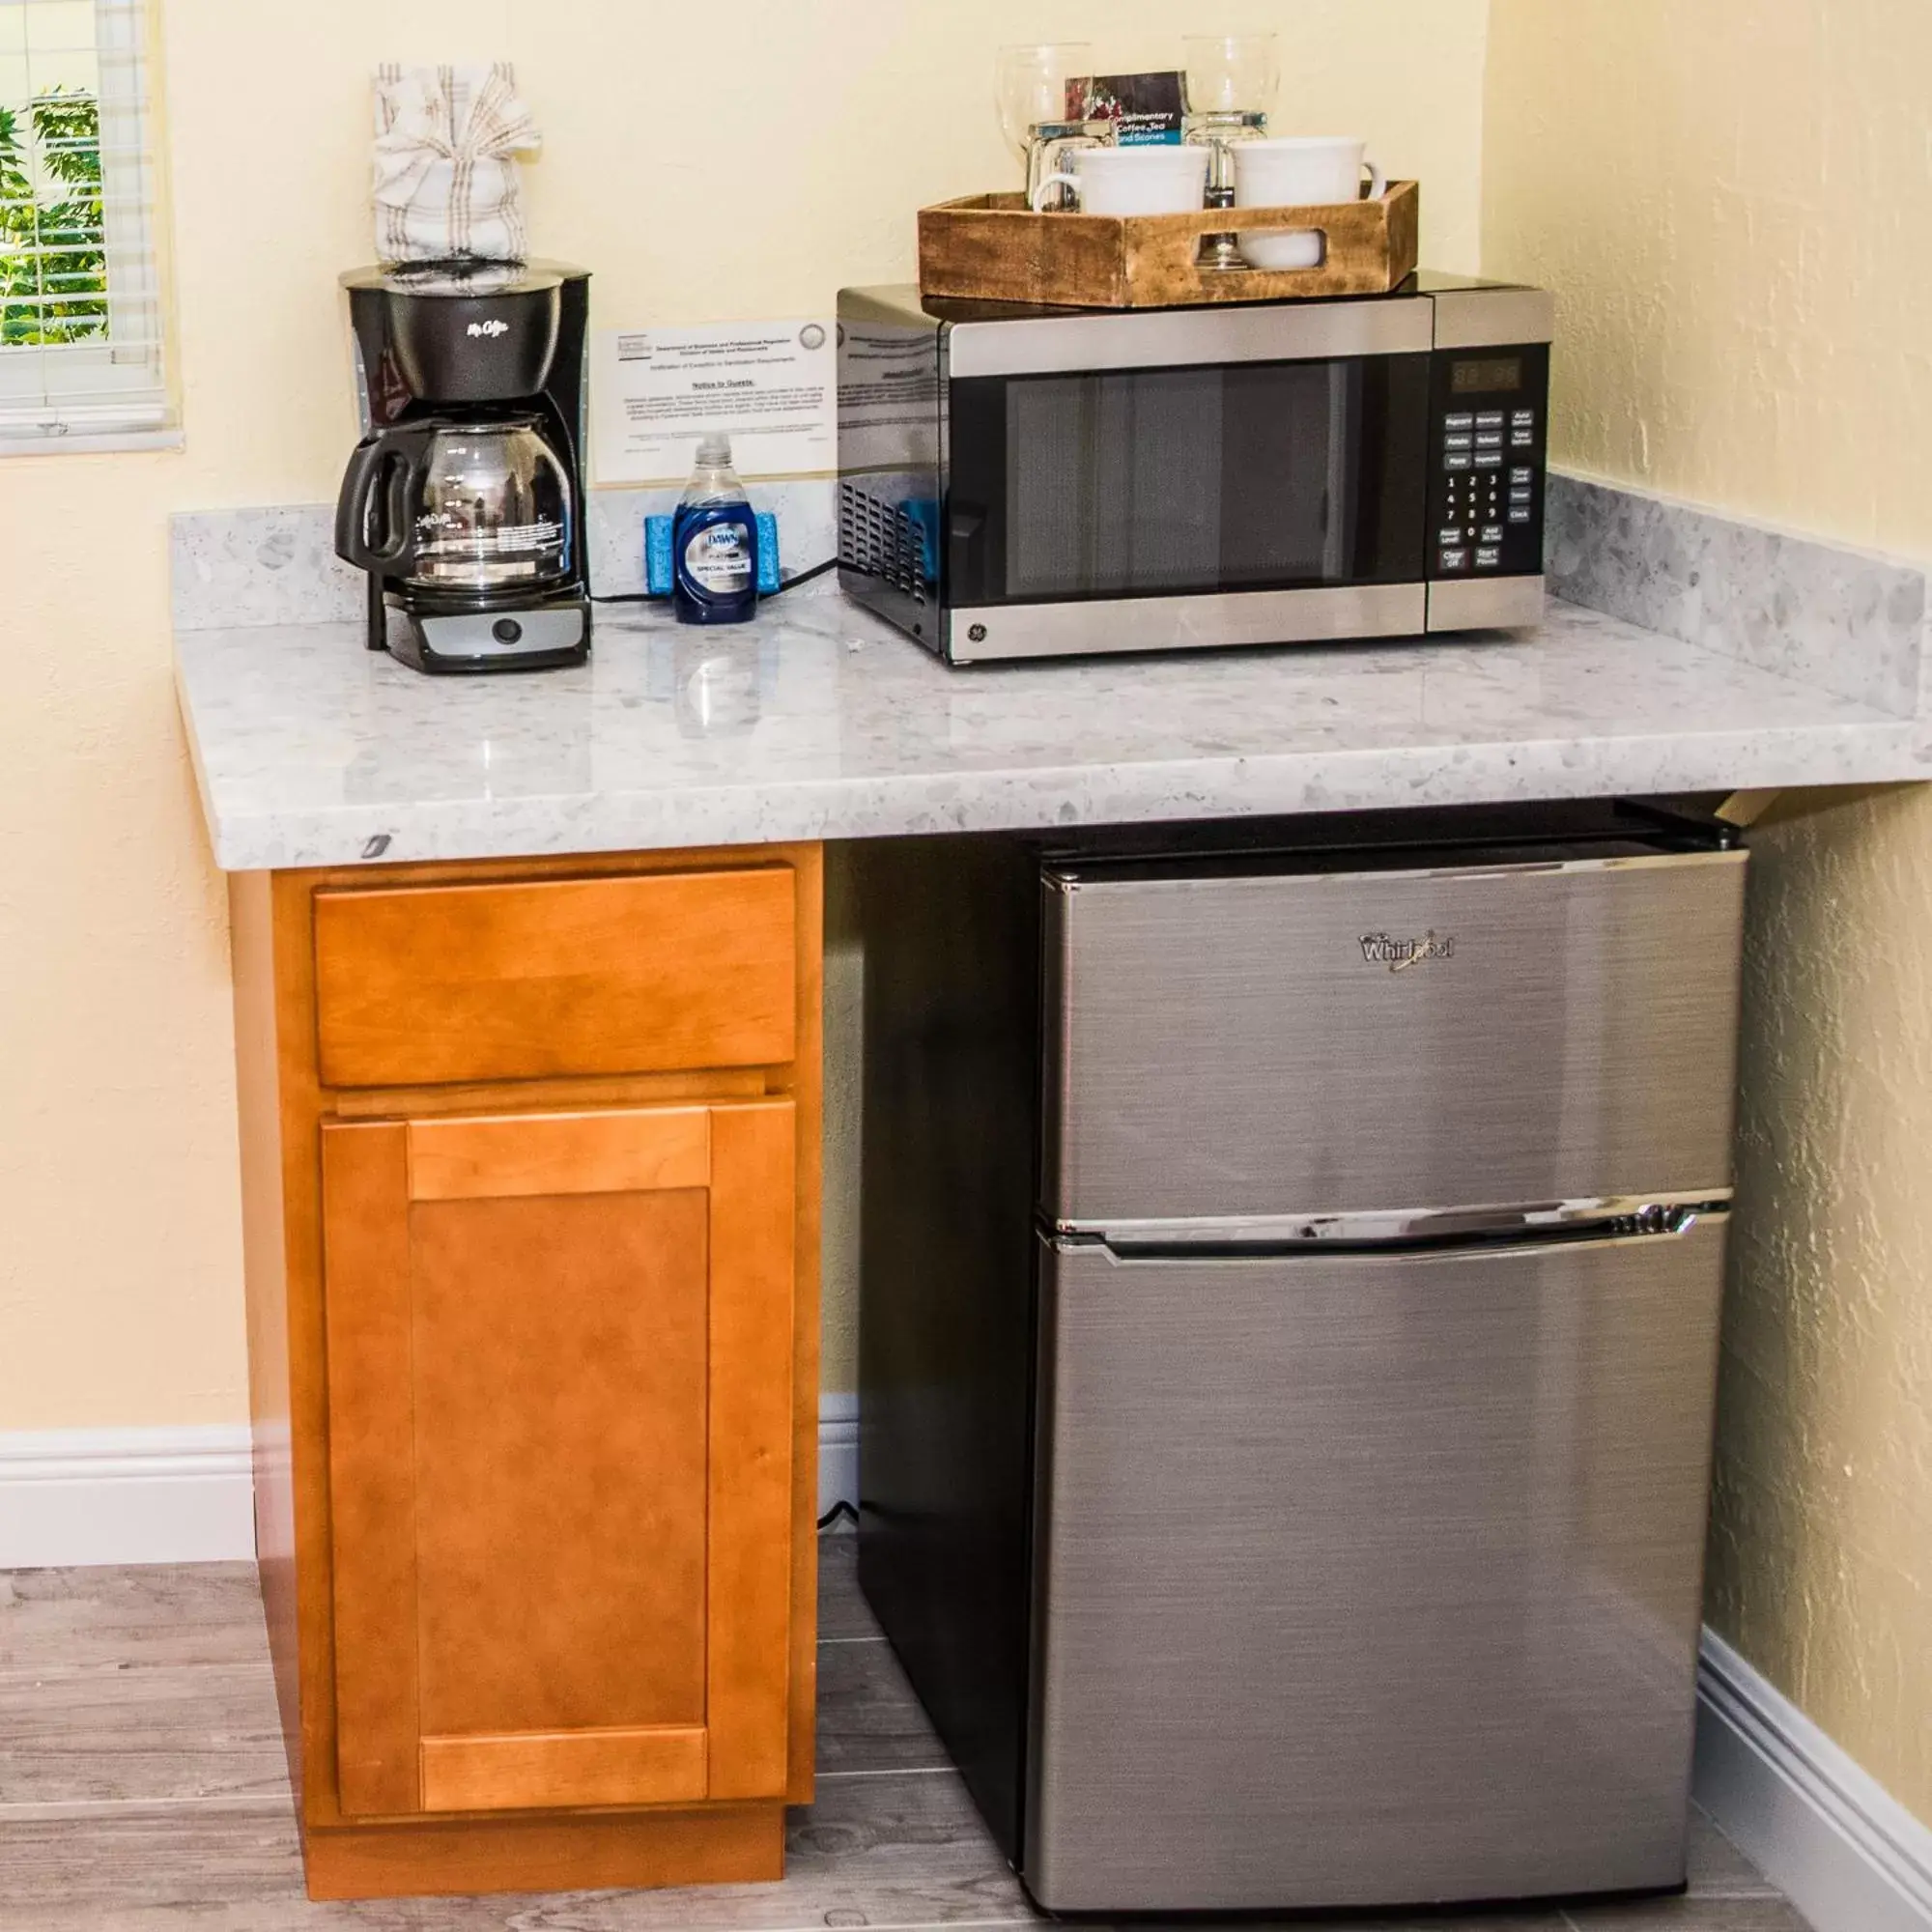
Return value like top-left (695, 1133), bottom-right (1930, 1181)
top-left (372, 63), bottom-right (541, 265)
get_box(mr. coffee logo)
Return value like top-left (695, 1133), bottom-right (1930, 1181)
top-left (1360, 929), bottom-right (1456, 973)
top-left (466, 318), bottom-right (510, 338)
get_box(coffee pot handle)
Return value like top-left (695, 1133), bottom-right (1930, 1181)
top-left (335, 425), bottom-right (434, 574)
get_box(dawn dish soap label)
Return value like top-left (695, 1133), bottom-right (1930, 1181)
top-left (672, 432), bottom-right (760, 625)
top-left (683, 516), bottom-right (754, 596)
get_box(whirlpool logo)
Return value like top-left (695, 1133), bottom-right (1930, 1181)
top-left (1360, 930), bottom-right (1456, 973)
top-left (466, 318), bottom-right (510, 338)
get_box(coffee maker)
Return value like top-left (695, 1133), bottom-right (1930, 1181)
top-left (336, 260), bottom-right (591, 673)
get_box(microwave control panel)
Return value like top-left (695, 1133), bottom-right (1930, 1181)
top-left (1428, 343), bottom-right (1550, 581)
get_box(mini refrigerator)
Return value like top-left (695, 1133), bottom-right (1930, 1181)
top-left (855, 802), bottom-right (1747, 1916)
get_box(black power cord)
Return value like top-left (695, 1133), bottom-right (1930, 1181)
top-left (816, 1499), bottom-right (859, 1532)
top-left (591, 554), bottom-right (838, 610)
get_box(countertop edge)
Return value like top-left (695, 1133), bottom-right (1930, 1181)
top-left (188, 721), bottom-right (1932, 874)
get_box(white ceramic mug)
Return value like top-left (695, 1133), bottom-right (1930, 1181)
top-left (1233, 137), bottom-right (1386, 270)
top-left (1030, 142), bottom-right (1211, 216)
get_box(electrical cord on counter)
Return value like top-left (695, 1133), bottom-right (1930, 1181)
top-left (590, 554), bottom-right (838, 609)
top-left (816, 1499), bottom-right (859, 1532)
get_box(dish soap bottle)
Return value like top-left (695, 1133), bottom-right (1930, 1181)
top-left (672, 434), bottom-right (759, 625)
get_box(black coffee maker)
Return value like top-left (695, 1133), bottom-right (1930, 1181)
top-left (335, 260), bottom-right (591, 673)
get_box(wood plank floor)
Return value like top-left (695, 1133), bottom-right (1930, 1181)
top-left (0, 1538), bottom-right (1810, 1930)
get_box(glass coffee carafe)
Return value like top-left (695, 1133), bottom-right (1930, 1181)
top-left (336, 411), bottom-right (575, 599)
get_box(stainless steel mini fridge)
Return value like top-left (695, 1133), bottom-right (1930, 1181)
top-left (856, 803), bottom-right (1747, 1916)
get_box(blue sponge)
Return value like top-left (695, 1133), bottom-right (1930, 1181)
top-left (646, 511), bottom-right (781, 597)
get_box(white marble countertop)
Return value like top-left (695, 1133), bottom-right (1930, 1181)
top-left (173, 582), bottom-right (1932, 872)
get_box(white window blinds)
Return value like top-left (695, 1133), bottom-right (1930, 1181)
top-left (0, 0), bottom-right (171, 441)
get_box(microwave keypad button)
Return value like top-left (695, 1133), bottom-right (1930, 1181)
top-left (1475, 431), bottom-right (1504, 450)
top-left (1512, 409), bottom-right (1537, 428)
top-left (1475, 450), bottom-right (1503, 468)
top-left (1445, 412), bottom-right (1475, 431)
top-left (1511, 467), bottom-right (1536, 485)
top-left (1475, 411), bottom-right (1505, 428)
top-left (1444, 451), bottom-right (1473, 470)
top-left (1443, 431), bottom-right (1474, 450)
top-left (1439, 547), bottom-right (1470, 573)
top-left (1475, 546), bottom-right (1502, 569)
top-left (1481, 524), bottom-right (1505, 544)
top-left (1440, 526), bottom-right (1465, 545)
top-left (1509, 507), bottom-right (1534, 524)
top-left (1511, 429), bottom-right (1536, 448)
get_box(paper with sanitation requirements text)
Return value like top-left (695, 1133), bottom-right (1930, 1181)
top-left (590, 318), bottom-right (835, 485)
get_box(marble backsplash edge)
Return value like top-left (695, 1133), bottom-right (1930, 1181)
top-left (169, 480), bottom-right (839, 632)
top-left (1546, 470), bottom-right (1929, 720)
top-left (173, 475), bottom-right (1929, 724)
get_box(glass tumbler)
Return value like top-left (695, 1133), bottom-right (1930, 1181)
top-left (996, 42), bottom-right (1094, 186)
top-left (1026, 118), bottom-right (1112, 212)
top-left (1183, 32), bottom-right (1281, 266)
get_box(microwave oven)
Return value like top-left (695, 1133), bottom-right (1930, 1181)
top-left (836, 273), bottom-right (1554, 665)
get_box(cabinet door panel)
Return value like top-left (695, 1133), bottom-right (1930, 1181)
top-left (322, 1101), bottom-right (795, 1819)
top-left (412, 1187), bottom-right (711, 1739)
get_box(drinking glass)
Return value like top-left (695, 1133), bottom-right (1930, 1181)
top-left (995, 42), bottom-right (1094, 172)
top-left (1183, 32), bottom-right (1280, 265)
top-left (1182, 32), bottom-right (1280, 118)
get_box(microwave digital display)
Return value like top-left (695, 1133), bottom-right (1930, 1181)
top-left (1451, 355), bottom-right (1524, 395)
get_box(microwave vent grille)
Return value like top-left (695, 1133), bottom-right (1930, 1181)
top-left (839, 482), bottom-right (929, 606)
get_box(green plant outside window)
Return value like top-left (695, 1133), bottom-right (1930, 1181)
top-left (0, 88), bottom-right (105, 346)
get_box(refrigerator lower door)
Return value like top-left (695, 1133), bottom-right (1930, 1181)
top-left (1024, 1215), bottom-right (1727, 1914)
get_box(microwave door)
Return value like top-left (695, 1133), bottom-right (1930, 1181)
top-left (940, 316), bottom-right (1435, 660)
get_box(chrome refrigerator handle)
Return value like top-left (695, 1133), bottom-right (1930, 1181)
top-left (1060, 1191), bottom-right (1733, 1256)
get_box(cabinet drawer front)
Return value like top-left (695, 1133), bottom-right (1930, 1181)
top-left (314, 868), bottom-right (797, 1088)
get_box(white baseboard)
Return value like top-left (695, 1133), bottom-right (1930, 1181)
top-left (1696, 1627), bottom-right (1932, 1932)
top-left (0, 1425), bottom-right (257, 1568)
top-left (818, 1392), bottom-right (858, 1516)
top-left (0, 1402), bottom-right (867, 1570)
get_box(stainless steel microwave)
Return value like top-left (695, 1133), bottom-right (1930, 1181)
top-left (836, 274), bottom-right (1554, 665)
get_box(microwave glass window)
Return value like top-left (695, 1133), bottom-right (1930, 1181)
top-left (947, 355), bottom-right (1429, 607)
top-left (1451, 355), bottom-right (1523, 395)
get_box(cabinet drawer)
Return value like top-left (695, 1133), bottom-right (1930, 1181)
top-left (314, 867), bottom-right (797, 1088)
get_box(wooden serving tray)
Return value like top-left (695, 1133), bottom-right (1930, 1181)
top-left (919, 179), bottom-right (1418, 309)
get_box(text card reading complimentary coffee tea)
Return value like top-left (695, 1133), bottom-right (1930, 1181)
top-left (591, 320), bottom-right (835, 485)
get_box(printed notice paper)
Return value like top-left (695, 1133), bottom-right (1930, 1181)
top-left (591, 319), bottom-right (835, 484)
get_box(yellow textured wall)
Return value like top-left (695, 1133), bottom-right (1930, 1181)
top-left (1486, 0), bottom-right (1932, 1823)
top-left (0, 0), bottom-right (1490, 1429)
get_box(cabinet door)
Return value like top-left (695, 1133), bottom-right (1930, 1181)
top-left (320, 1101), bottom-right (795, 1819)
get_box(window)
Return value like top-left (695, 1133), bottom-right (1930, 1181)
top-left (0, 0), bottom-right (171, 443)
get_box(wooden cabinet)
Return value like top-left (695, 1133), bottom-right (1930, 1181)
top-left (230, 848), bottom-right (821, 1901)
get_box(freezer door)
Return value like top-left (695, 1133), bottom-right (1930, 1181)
top-left (1042, 848), bottom-right (1747, 1226)
top-left (1023, 1218), bottom-right (1726, 1915)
